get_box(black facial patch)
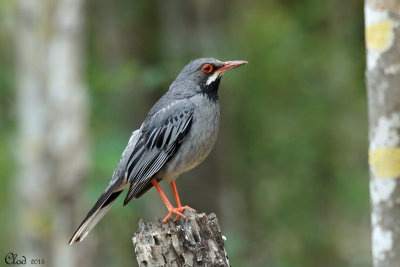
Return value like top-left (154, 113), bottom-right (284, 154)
top-left (201, 77), bottom-right (220, 102)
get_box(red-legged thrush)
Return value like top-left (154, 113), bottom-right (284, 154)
top-left (69, 58), bottom-right (247, 244)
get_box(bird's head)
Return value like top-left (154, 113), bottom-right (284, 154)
top-left (170, 58), bottom-right (247, 100)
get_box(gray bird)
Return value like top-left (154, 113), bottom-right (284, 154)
top-left (69, 58), bottom-right (247, 244)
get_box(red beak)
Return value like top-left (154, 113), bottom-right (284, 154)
top-left (217, 60), bottom-right (248, 73)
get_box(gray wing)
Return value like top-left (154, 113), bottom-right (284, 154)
top-left (109, 129), bottom-right (141, 188)
top-left (123, 101), bottom-right (194, 205)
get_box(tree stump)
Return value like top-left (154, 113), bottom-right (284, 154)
top-left (133, 209), bottom-right (230, 267)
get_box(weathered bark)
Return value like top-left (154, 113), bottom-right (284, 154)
top-left (133, 210), bottom-right (230, 267)
top-left (15, 0), bottom-right (90, 266)
top-left (365, 1), bottom-right (400, 266)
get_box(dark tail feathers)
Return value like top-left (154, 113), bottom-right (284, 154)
top-left (69, 182), bottom-right (123, 244)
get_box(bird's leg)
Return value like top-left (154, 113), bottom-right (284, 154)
top-left (170, 181), bottom-right (194, 221)
top-left (151, 179), bottom-right (185, 223)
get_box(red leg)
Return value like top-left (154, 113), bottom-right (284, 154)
top-left (171, 181), bottom-right (182, 207)
top-left (151, 180), bottom-right (185, 223)
top-left (171, 181), bottom-right (194, 220)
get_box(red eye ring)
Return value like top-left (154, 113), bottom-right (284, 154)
top-left (201, 64), bottom-right (213, 74)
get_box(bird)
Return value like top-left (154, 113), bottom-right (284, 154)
top-left (69, 57), bottom-right (247, 244)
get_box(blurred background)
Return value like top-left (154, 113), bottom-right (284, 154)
top-left (0, 0), bottom-right (368, 266)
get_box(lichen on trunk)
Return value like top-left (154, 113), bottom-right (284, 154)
top-left (365, 1), bottom-right (400, 266)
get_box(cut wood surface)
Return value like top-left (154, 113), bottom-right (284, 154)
top-left (133, 210), bottom-right (230, 267)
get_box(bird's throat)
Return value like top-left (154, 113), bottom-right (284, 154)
top-left (201, 77), bottom-right (220, 102)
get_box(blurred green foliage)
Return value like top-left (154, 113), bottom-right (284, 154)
top-left (1, 0), bottom-right (369, 266)
top-left (0, 0), bottom-right (16, 255)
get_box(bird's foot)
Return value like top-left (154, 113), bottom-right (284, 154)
top-left (162, 205), bottom-right (195, 223)
top-left (174, 206), bottom-right (195, 221)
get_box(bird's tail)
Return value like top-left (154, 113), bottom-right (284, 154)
top-left (69, 181), bottom-right (123, 245)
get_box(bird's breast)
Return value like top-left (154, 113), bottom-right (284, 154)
top-left (160, 94), bottom-right (220, 182)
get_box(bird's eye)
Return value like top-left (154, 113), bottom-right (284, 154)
top-left (201, 64), bottom-right (213, 74)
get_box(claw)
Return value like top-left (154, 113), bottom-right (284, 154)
top-left (162, 207), bottom-right (186, 223)
top-left (174, 206), bottom-right (195, 221)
